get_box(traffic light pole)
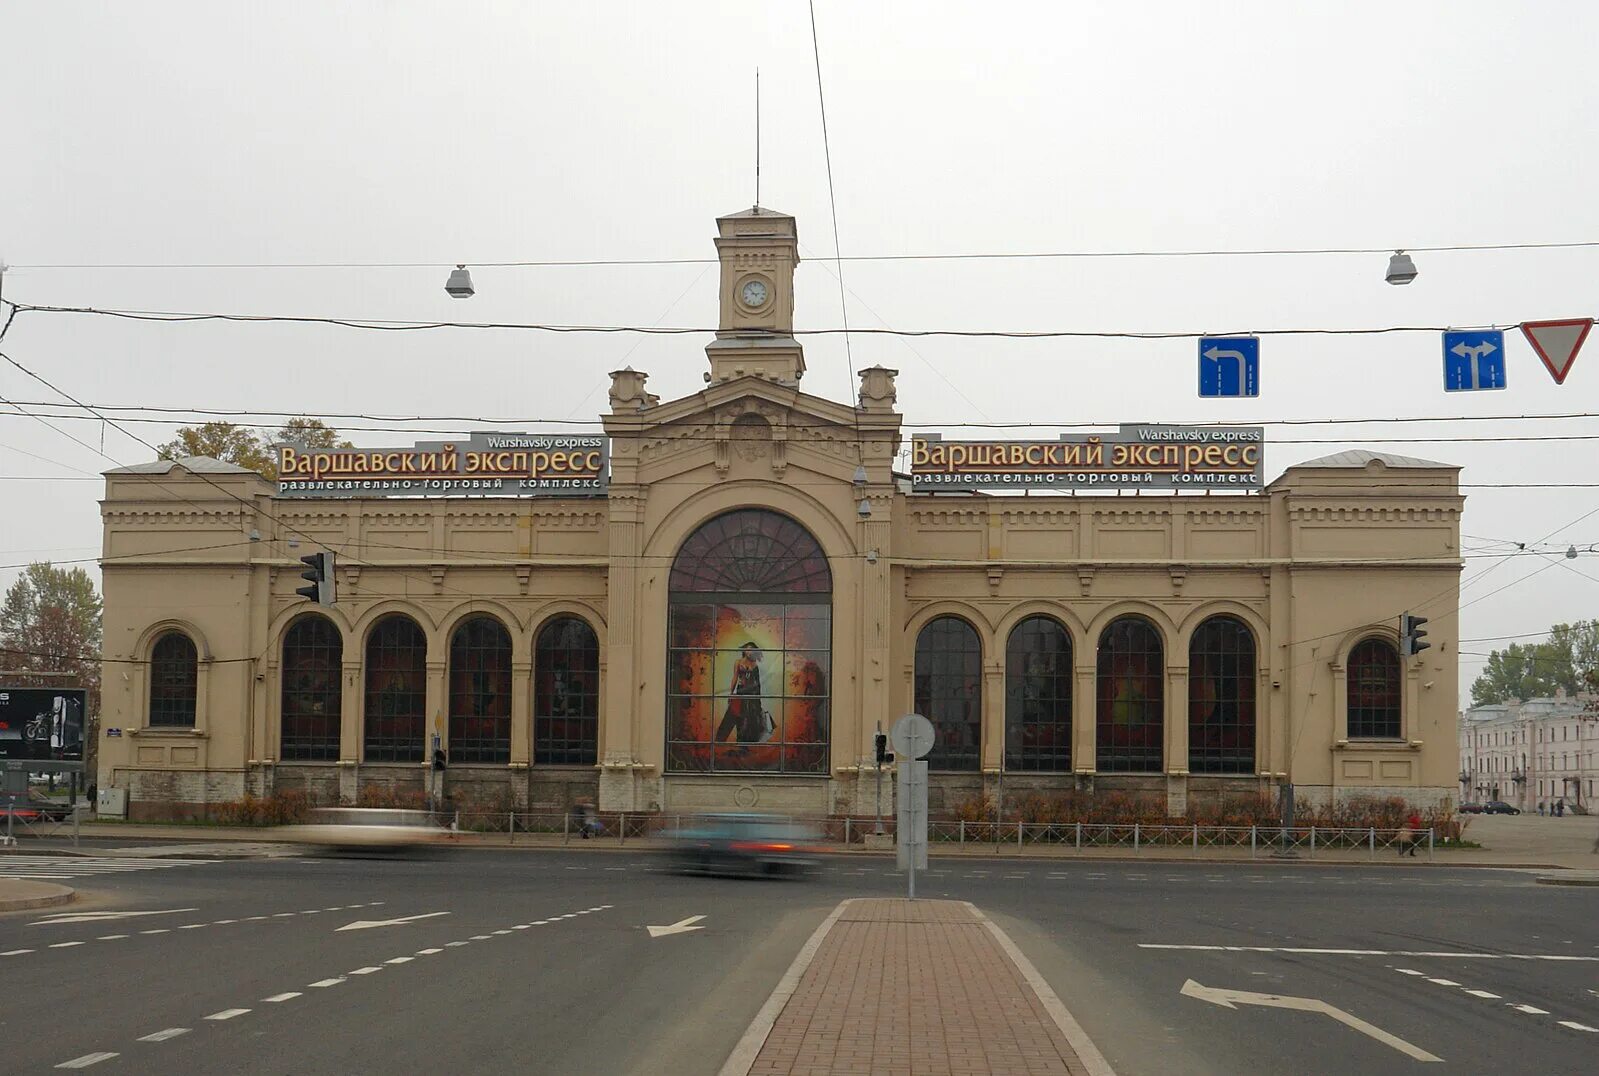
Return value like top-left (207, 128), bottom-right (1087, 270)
top-left (873, 721), bottom-right (884, 835)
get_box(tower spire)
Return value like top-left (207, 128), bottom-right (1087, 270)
top-left (755, 68), bottom-right (761, 210)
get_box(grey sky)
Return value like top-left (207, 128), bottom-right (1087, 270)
top-left (3, 2), bottom-right (1597, 698)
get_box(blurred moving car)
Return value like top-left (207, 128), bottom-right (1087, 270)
top-left (666, 813), bottom-right (822, 877)
top-left (276, 807), bottom-right (448, 853)
top-left (1458, 802), bottom-right (1485, 814)
top-left (1482, 801), bottom-right (1521, 815)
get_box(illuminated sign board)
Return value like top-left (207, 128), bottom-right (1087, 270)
top-left (277, 433), bottom-right (608, 498)
top-left (911, 425), bottom-right (1264, 491)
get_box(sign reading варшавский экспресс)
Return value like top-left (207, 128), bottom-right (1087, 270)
top-left (276, 433), bottom-right (609, 497)
top-left (910, 425), bottom-right (1264, 491)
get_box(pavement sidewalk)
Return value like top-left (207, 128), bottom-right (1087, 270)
top-left (726, 898), bottom-right (1112, 1076)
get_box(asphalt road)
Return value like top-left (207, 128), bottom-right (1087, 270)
top-left (1, 848), bottom-right (1595, 1074)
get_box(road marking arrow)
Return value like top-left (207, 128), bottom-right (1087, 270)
top-left (335, 911), bottom-right (451, 932)
top-left (32, 908), bottom-right (198, 926)
top-left (647, 915), bottom-right (706, 938)
top-left (1180, 979), bottom-right (1442, 1062)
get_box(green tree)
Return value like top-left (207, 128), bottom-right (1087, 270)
top-left (158, 419), bottom-right (353, 481)
top-left (1, 563), bottom-right (104, 779)
top-left (1468, 640), bottom-right (1574, 706)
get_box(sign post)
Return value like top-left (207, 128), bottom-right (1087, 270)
top-left (891, 713), bottom-right (935, 900)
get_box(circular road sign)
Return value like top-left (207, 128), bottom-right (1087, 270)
top-left (890, 713), bottom-right (936, 760)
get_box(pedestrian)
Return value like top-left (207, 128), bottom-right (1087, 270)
top-left (1538, 802), bottom-right (1545, 816)
top-left (1556, 799), bottom-right (1565, 818)
top-left (1398, 809), bottom-right (1422, 857)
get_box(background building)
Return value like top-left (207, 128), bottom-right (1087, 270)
top-left (97, 208), bottom-right (1464, 820)
top-left (1459, 690), bottom-right (1597, 811)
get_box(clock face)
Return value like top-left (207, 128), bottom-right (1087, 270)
top-left (740, 278), bottom-right (769, 308)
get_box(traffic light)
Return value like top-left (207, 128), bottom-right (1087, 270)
top-left (432, 747), bottom-right (447, 772)
top-left (1400, 613), bottom-right (1430, 658)
top-left (295, 551), bottom-right (337, 606)
top-left (874, 731), bottom-right (894, 766)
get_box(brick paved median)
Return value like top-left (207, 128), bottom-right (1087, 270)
top-left (746, 898), bottom-right (1102, 1076)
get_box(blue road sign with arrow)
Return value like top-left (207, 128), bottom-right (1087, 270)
top-left (1443, 330), bottom-right (1506, 392)
top-left (1198, 337), bottom-right (1259, 398)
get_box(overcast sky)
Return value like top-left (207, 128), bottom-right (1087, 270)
top-left (4, 2), bottom-right (1597, 699)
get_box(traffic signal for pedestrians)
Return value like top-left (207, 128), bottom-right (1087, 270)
top-left (295, 551), bottom-right (337, 605)
top-left (432, 748), bottom-right (447, 772)
top-left (874, 731), bottom-right (894, 766)
top-left (1400, 613), bottom-right (1430, 658)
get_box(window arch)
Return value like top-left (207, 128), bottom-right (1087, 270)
top-left (148, 630), bottom-right (198, 728)
top-left (448, 616), bottom-right (512, 764)
top-left (1004, 616), bottom-right (1072, 772)
top-left (1188, 615), bottom-right (1256, 775)
top-left (1347, 637), bottom-right (1401, 739)
top-left (535, 617), bottom-right (600, 765)
top-left (667, 509), bottom-right (831, 775)
top-left (1096, 616), bottom-right (1164, 773)
top-left (281, 615), bottom-right (342, 760)
top-left (916, 616), bottom-right (982, 772)
top-left (364, 614), bottom-right (427, 762)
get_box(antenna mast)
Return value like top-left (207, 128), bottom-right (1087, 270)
top-left (755, 67), bottom-right (761, 209)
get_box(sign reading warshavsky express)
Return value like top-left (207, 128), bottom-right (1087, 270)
top-left (277, 433), bottom-right (608, 497)
top-left (910, 425), bottom-right (1265, 491)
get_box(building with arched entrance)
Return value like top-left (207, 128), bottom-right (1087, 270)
top-left (96, 207), bottom-right (1464, 820)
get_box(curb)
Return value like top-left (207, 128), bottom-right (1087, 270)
top-left (1534, 873), bottom-right (1599, 886)
top-left (0, 881), bottom-right (76, 912)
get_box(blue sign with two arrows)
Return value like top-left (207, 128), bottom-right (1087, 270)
top-left (1443, 330), bottom-right (1507, 392)
top-left (1198, 337), bottom-right (1259, 398)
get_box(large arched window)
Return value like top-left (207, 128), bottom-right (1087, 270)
top-left (666, 509), bottom-right (831, 775)
top-left (1188, 615), bottom-right (1256, 775)
top-left (1096, 616), bottom-right (1164, 773)
top-left (364, 615), bottom-right (427, 763)
top-left (149, 630), bottom-right (198, 728)
top-left (281, 615), bottom-right (342, 760)
top-left (448, 616), bottom-right (512, 764)
top-left (535, 616), bottom-right (600, 765)
top-left (1005, 616), bottom-right (1071, 772)
top-left (1348, 637), bottom-right (1401, 739)
top-left (916, 616), bottom-right (982, 772)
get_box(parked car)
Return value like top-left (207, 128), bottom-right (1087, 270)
top-left (1458, 802), bottom-right (1486, 814)
top-left (665, 813), bottom-right (822, 878)
top-left (1482, 801), bottom-right (1521, 815)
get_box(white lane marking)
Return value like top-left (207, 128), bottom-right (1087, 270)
top-left (33, 908), bottom-right (199, 926)
top-left (139, 929), bottom-right (170, 935)
top-left (1141, 945), bottom-right (1599, 961)
top-left (301, 909), bottom-right (320, 914)
top-left (1511, 1003), bottom-right (1550, 1015)
top-left (137, 1028), bottom-right (190, 1043)
top-left (604, 866), bottom-right (626, 871)
top-left (348, 967), bottom-right (382, 975)
top-left (384, 957), bottom-right (413, 965)
top-left (97, 935), bottom-right (128, 941)
top-left (1394, 969), bottom-right (1426, 976)
top-left (416, 948), bottom-right (443, 955)
top-left (214, 919), bottom-right (236, 925)
top-left (1181, 979), bottom-right (1442, 1063)
top-left (3, 948), bottom-right (35, 956)
top-left (1463, 989), bottom-right (1501, 999)
top-left (49, 941), bottom-right (85, 948)
top-left (1557, 1021), bottom-right (1599, 1032)
top-left (648, 915), bottom-right (707, 939)
top-left (178, 924), bottom-right (207, 930)
top-left (263, 992), bottom-right (302, 1002)
top-left (272, 913), bottom-right (295, 918)
top-left (445, 941), bottom-right (469, 947)
top-left (470, 934), bottom-right (491, 940)
top-left (204, 1009), bottom-right (250, 1021)
top-left (512, 925), bottom-right (530, 930)
top-left (1425, 978), bottom-right (1460, 987)
top-left (531, 920), bottom-right (548, 925)
top-left (335, 911), bottom-right (450, 932)
top-left (308, 978), bottom-right (346, 987)
top-left (55, 1052), bottom-right (119, 1068)
top-left (244, 916), bottom-right (268, 921)
top-left (492, 929), bottom-right (512, 935)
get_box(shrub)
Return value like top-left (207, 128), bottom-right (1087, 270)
top-left (213, 790), bottom-right (316, 826)
top-left (356, 784), bottom-right (428, 810)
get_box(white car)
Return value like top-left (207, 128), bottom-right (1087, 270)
top-left (277, 807), bottom-right (448, 852)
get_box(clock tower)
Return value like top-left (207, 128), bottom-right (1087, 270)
top-left (706, 206), bottom-right (806, 386)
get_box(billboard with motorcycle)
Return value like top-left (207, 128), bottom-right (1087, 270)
top-left (0, 688), bottom-right (86, 762)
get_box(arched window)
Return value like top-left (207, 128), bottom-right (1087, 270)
top-left (667, 509), bottom-right (831, 774)
top-left (448, 616), bottom-right (512, 764)
top-left (1096, 616), bottom-right (1164, 773)
top-left (281, 615), bottom-right (341, 760)
top-left (916, 616), bottom-right (982, 772)
top-left (1347, 638), bottom-right (1401, 739)
top-left (535, 617), bottom-right (600, 765)
top-left (364, 615), bottom-right (427, 762)
top-left (148, 631), bottom-right (198, 728)
top-left (1004, 616), bottom-right (1071, 772)
top-left (1188, 616), bottom-right (1256, 775)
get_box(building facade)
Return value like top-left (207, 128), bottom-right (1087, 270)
top-left (97, 208), bottom-right (1464, 821)
top-left (1458, 691), bottom-right (1597, 811)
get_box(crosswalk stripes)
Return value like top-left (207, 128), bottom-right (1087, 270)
top-left (0, 856), bottom-right (218, 880)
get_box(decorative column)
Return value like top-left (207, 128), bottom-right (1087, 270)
top-left (338, 660), bottom-right (362, 804)
top-left (853, 496), bottom-right (893, 816)
top-left (981, 659), bottom-right (1005, 801)
top-left (1165, 665), bottom-right (1189, 815)
top-left (1074, 665), bottom-right (1097, 790)
top-left (600, 490), bottom-right (644, 811)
